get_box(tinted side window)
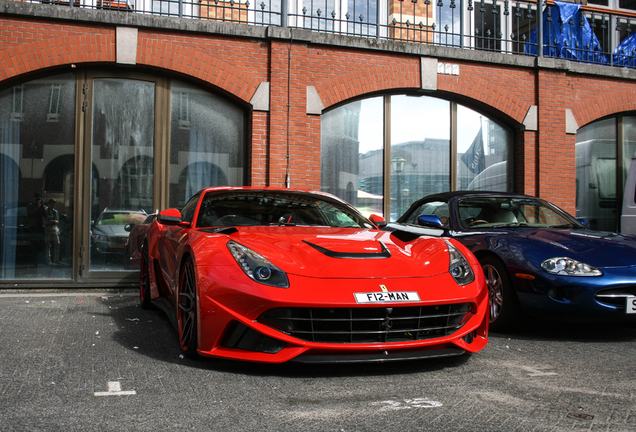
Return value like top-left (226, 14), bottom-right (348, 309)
top-left (180, 192), bottom-right (201, 223)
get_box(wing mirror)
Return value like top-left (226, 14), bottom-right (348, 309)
top-left (158, 208), bottom-right (184, 225)
top-left (369, 214), bottom-right (387, 228)
top-left (417, 215), bottom-right (445, 229)
top-left (576, 218), bottom-right (590, 228)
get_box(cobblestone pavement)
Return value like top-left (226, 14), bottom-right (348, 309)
top-left (1, 291), bottom-right (635, 432)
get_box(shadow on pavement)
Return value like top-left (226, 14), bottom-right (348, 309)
top-left (102, 297), bottom-right (474, 378)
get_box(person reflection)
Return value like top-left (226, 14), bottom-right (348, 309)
top-left (44, 199), bottom-right (61, 266)
top-left (27, 192), bottom-right (46, 266)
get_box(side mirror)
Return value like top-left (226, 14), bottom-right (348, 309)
top-left (158, 208), bottom-right (184, 225)
top-left (124, 223), bottom-right (133, 232)
top-left (576, 218), bottom-right (590, 228)
top-left (417, 215), bottom-right (445, 229)
top-left (369, 214), bottom-right (387, 228)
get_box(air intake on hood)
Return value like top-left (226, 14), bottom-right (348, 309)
top-left (302, 240), bottom-right (391, 259)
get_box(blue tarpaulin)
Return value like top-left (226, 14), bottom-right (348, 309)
top-left (614, 32), bottom-right (636, 67)
top-left (526, 1), bottom-right (608, 64)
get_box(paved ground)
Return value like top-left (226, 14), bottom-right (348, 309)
top-left (1, 290), bottom-right (635, 431)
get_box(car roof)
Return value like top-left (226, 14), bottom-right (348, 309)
top-left (412, 190), bottom-right (531, 204)
top-left (401, 190), bottom-right (536, 219)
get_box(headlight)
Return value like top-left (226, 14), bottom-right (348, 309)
top-left (227, 241), bottom-right (289, 288)
top-left (541, 257), bottom-right (602, 276)
top-left (446, 242), bottom-right (475, 286)
top-left (93, 235), bottom-right (107, 242)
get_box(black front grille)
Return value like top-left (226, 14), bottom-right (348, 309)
top-left (258, 304), bottom-right (473, 344)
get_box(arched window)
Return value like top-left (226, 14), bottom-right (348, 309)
top-left (320, 94), bottom-right (513, 220)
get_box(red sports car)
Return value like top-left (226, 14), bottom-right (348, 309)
top-left (124, 213), bottom-right (156, 270)
top-left (139, 187), bottom-right (488, 363)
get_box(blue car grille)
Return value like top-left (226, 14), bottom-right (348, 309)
top-left (258, 304), bottom-right (473, 344)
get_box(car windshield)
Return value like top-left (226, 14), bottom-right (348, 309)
top-left (196, 191), bottom-right (374, 229)
top-left (456, 196), bottom-right (584, 229)
top-left (97, 212), bottom-right (147, 226)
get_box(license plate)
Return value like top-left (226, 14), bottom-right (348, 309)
top-left (354, 291), bottom-right (420, 304)
top-left (627, 296), bottom-right (636, 314)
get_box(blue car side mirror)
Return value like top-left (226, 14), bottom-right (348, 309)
top-left (576, 218), bottom-right (590, 228)
top-left (417, 215), bottom-right (445, 229)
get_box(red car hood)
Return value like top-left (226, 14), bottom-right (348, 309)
top-left (226, 227), bottom-right (451, 279)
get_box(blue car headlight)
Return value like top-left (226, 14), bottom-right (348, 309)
top-left (541, 257), bottom-right (602, 277)
top-left (227, 240), bottom-right (289, 288)
top-left (446, 242), bottom-right (475, 286)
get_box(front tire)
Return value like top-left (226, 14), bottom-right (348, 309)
top-left (480, 255), bottom-right (521, 332)
top-left (177, 258), bottom-right (198, 358)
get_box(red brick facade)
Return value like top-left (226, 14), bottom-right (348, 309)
top-left (2, 8), bottom-right (636, 214)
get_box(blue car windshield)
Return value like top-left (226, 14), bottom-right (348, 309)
top-left (456, 197), bottom-right (584, 229)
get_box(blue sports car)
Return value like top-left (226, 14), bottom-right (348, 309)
top-left (391, 191), bottom-right (636, 331)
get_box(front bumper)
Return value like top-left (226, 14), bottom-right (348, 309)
top-left (194, 270), bottom-right (489, 363)
top-left (513, 265), bottom-right (636, 318)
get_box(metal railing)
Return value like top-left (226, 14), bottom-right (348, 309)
top-left (19, 0), bottom-right (636, 68)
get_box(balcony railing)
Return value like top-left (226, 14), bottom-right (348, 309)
top-left (17, 0), bottom-right (636, 69)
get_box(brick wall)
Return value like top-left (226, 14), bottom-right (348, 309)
top-left (2, 10), bottom-right (636, 213)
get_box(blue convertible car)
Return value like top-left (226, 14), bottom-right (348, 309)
top-left (391, 191), bottom-right (636, 331)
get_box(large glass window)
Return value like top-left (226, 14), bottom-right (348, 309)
top-left (575, 118), bottom-right (617, 231)
top-left (321, 97), bottom-right (384, 218)
top-left (576, 115), bottom-right (636, 232)
top-left (0, 73), bottom-right (76, 280)
top-left (458, 105), bottom-right (512, 191)
top-left (0, 72), bottom-right (247, 284)
top-left (390, 96), bottom-right (450, 218)
top-left (90, 78), bottom-right (155, 271)
top-left (168, 81), bottom-right (246, 209)
top-left (320, 94), bottom-right (513, 221)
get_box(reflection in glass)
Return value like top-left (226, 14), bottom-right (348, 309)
top-left (320, 94), bottom-right (513, 222)
top-left (90, 78), bottom-right (155, 271)
top-left (623, 116), bottom-right (636, 186)
top-left (169, 81), bottom-right (245, 209)
top-left (575, 118), bottom-right (617, 231)
top-left (391, 95), bottom-right (450, 220)
top-left (321, 97), bottom-right (384, 218)
top-left (0, 73), bottom-right (76, 279)
top-left (436, 2), bottom-right (461, 47)
top-left (459, 105), bottom-right (512, 191)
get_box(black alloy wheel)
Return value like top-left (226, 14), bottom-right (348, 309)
top-left (178, 258), bottom-right (198, 357)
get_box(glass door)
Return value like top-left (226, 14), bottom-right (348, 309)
top-left (80, 72), bottom-right (165, 281)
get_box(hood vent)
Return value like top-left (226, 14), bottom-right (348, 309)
top-left (302, 240), bottom-right (391, 259)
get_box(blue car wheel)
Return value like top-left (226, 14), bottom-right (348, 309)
top-left (480, 255), bottom-right (522, 331)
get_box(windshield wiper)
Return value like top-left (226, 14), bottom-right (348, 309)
top-left (548, 223), bottom-right (575, 229)
top-left (489, 222), bottom-right (530, 228)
